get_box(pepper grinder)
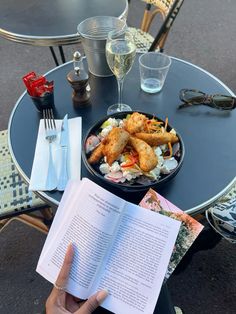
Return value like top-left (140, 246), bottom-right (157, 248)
top-left (67, 51), bottom-right (90, 107)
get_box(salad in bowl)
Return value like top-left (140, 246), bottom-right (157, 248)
top-left (82, 111), bottom-right (184, 191)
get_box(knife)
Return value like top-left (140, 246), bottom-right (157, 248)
top-left (57, 114), bottom-right (69, 191)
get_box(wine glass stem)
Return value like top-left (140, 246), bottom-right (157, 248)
top-left (117, 77), bottom-right (124, 111)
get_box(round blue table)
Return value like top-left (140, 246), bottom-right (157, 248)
top-left (8, 56), bottom-right (236, 215)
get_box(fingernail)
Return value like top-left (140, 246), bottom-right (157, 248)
top-left (66, 243), bottom-right (74, 261)
top-left (69, 242), bottom-right (74, 248)
top-left (96, 290), bottom-right (109, 304)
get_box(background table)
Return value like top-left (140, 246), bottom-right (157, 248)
top-left (0, 0), bottom-right (128, 64)
top-left (8, 56), bottom-right (236, 215)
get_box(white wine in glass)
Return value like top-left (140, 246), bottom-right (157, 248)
top-left (106, 28), bottom-right (136, 114)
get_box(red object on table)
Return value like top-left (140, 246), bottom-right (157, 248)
top-left (22, 71), bottom-right (36, 95)
top-left (22, 72), bottom-right (54, 97)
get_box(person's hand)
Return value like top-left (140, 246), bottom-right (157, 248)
top-left (46, 244), bottom-right (108, 313)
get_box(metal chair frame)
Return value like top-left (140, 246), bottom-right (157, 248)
top-left (149, 0), bottom-right (184, 51)
top-left (140, 0), bottom-right (173, 33)
top-left (129, 0), bottom-right (184, 53)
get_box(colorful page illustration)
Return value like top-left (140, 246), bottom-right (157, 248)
top-left (139, 189), bottom-right (204, 279)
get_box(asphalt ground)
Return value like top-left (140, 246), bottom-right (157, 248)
top-left (0, 0), bottom-right (236, 313)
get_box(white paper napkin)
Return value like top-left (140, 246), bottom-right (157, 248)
top-left (29, 117), bottom-right (82, 191)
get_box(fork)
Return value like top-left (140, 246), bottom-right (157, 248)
top-left (43, 108), bottom-right (58, 190)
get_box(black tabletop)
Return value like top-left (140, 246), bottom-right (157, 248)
top-left (0, 0), bottom-right (127, 45)
top-left (8, 56), bottom-right (236, 214)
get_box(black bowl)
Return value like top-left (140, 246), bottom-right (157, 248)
top-left (82, 111), bottom-right (185, 192)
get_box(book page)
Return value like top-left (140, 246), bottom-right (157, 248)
top-left (139, 188), bottom-right (204, 278)
top-left (36, 178), bottom-right (126, 299)
top-left (38, 180), bottom-right (80, 262)
top-left (93, 202), bottom-right (181, 314)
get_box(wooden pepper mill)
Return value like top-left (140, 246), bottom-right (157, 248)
top-left (67, 51), bottom-right (90, 108)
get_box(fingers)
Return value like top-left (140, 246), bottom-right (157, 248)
top-left (66, 295), bottom-right (85, 312)
top-left (54, 243), bottom-right (74, 291)
top-left (76, 290), bottom-right (108, 314)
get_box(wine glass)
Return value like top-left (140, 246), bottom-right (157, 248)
top-left (106, 27), bottom-right (136, 115)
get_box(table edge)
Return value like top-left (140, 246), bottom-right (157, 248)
top-left (8, 57), bottom-right (236, 212)
top-left (0, 0), bottom-right (128, 47)
top-left (0, 28), bottom-right (81, 46)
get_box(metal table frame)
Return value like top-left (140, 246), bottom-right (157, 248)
top-left (0, 0), bottom-right (128, 65)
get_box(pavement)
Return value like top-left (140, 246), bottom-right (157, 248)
top-left (0, 0), bottom-right (236, 313)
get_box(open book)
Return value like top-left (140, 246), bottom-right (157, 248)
top-left (37, 178), bottom-right (180, 314)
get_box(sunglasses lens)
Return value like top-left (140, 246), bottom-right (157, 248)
top-left (182, 90), bottom-right (205, 103)
top-left (213, 95), bottom-right (234, 109)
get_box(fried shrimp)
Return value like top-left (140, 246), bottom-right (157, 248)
top-left (129, 136), bottom-right (158, 172)
top-left (124, 112), bottom-right (148, 134)
top-left (88, 143), bottom-right (105, 164)
top-left (135, 132), bottom-right (179, 146)
top-left (103, 127), bottom-right (130, 165)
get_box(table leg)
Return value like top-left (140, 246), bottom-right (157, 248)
top-left (59, 46), bottom-right (66, 63)
top-left (49, 46), bottom-right (66, 65)
top-left (49, 46), bottom-right (59, 66)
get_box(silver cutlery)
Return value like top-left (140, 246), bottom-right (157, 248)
top-left (57, 114), bottom-right (69, 191)
top-left (43, 108), bottom-right (58, 190)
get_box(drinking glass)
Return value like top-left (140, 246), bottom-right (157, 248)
top-left (106, 27), bottom-right (136, 114)
top-left (139, 52), bottom-right (171, 94)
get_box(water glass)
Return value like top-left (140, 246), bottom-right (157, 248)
top-left (139, 52), bottom-right (172, 94)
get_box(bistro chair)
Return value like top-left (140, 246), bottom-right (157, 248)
top-left (0, 129), bottom-right (52, 234)
top-left (205, 182), bottom-right (236, 244)
top-left (128, 0), bottom-right (184, 53)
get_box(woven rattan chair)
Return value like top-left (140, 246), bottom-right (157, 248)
top-left (205, 181), bottom-right (236, 243)
top-left (0, 130), bottom-right (52, 233)
top-left (129, 0), bottom-right (184, 53)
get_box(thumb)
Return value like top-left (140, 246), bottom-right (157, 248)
top-left (76, 290), bottom-right (108, 314)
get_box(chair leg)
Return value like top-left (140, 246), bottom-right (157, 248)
top-left (0, 206), bottom-right (54, 234)
top-left (141, 9), bottom-right (152, 32)
top-left (140, 4), bottom-right (166, 33)
top-left (0, 218), bottom-right (10, 230)
top-left (146, 8), bottom-right (166, 32)
top-left (40, 207), bottom-right (54, 226)
top-left (0, 207), bottom-right (54, 234)
top-left (158, 31), bottom-right (169, 51)
top-left (16, 214), bottom-right (49, 234)
top-left (0, 214), bottom-right (49, 235)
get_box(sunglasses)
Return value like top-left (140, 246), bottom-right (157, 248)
top-left (178, 89), bottom-right (236, 110)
